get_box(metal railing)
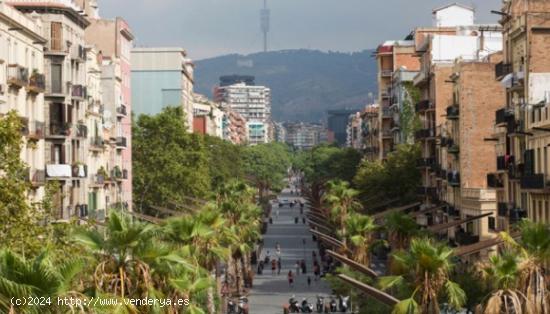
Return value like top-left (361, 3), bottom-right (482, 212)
top-left (28, 73), bottom-right (46, 92)
top-left (520, 174), bottom-right (545, 189)
top-left (446, 105), bottom-right (459, 119)
top-left (8, 65), bottom-right (29, 87)
top-left (495, 62), bottom-right (512, 79)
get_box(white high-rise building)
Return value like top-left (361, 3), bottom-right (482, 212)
top-left (215, 82), bottom-right (271, 145)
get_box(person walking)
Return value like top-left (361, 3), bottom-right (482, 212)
top-left (301, 259), bottom-right (307, 274)
top-left (294, 261), bottom-right (300, 276)
top-left (307, 276), bottom-right (312, 287)
top-left (288, 270), bottom-right (294, 288)
top-left (277, 258), bottom-right (281, 275)
top-left (276, 209), bottom-right (279, 219)
top-left (271, 259), bottom-right (277, 275)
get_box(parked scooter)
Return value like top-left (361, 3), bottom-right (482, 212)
top-left (237, 296), bottom-right (248, 314)
top-left (289, 296), bottom-right (300, 313)
top-left (316, 295), bottom-right (324, 313)
top-left (227, 299), bottom-right (237, 314)
top-left (301, 298), bottom-right (314, 313)
top-left (339, 295), bottom-right (350, 313)
top-left (329, 297), bottom-right (337, 312)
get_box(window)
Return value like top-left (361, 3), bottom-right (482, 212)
top-left (50, 22), bottom-right (63, 51)
top-left (488, 217), bottom-right (496, 231)
top-left (51, 64), bottom-right (62, 93)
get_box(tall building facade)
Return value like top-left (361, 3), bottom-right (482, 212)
top-left (215, 82), bottom-right (271, 145)
top-left (285, 122), bottom-right (325, 150)
top-left (131, 47), bottom-right (195, 131)
top-left (327, 109), bottom-right (356, 146)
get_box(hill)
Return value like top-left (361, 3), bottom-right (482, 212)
top-left (194, 49), bottom-right (377, 122)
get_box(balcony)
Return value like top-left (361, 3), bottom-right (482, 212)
top-left (27, 72), bottom-right (46, 94)
top-left (497, 155), bottom-right (514, 171)
top-left (382, 107), bottom-right (393, 119)
top-left (76, 123), bottom-right (88, 138)
top-left (455, 231), bottom-right (480, 246)
top-left (520, 174), bottom-right (546, 190)
top-left (18, 117), bottom-right (29, 136)
top-left (507, 119), bottom-right (524, 135)
top-left (381, 69), bottom-right (393, 77)
top-left (116, 137), bottom-right (127, 148)
top-left (71, 84), bottom-right (86, 99)
top-left (28, 120), bottom-right (45, 140)
top-left (71, 164), bottom-right (87, 178)
top-left (448, 143), bottom-right (460, 154)
top-left (47, 121), bottom-right (71, 137)
top-left (446, 206), bottom-right (460, 217)
top-left (446, 105), bottom-right (459, 120)
top-left (415, 100), bottom-right (433, 112)
top-left (509, 163), bottom-right (524, 180)
top-left (495, 108), bottom-right (512, 126)
top-left (509, 208), bottom-right (528, 224)
top-left (89, 136), bottom-right (105, 151)
top-left (116, 105), bottom-right (127, 117)
top-left (447, 172), bottom-right (460, 187)
top-left (497, 203), bottom-right (508, 217)
top-left (417, 158), bottom-right (436, 168)
top-left (382, 129), bottom-right (393, 139)
top-left (7, 65), bottom-right (29, 88)
top-left (415, 128), bottom-right (434, 140)
top-left (46, 164), bottom-right (72, 179)
top-left (71, 44), bottom-right (87, 62)
top-left (28, 169), bottom-right (45, 187)
top-left (495, 62), bottom-right (512, 80)
top-left (111, 167), bottom-right (123, 181)
top-left (90, 174), bottom-right (105, 187)
top-left (417, 186), bottom-right (437, 197)
top-left (487, 173), bottom-right (504, 188)
top-left (123, 169), bottom-right (129, 179)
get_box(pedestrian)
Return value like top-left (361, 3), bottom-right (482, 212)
top-left (271, 259), bottom-right (277, 275)
top-left (288, 270), bottom-right (294, 288)
top-left (301, 259), bottom-right (307, 274)
top-left (307, 276), bottom-right (312, 287)
top-left (277, 258), bottom-right (281, 275)
top-left (312, 251), bottom-right (317, 260)
top-left (276, 209), bottom-right (279, 219)
top-left (314, 263), bottom-right (320, 281)
top-left (295, 261), bottom-right (300, 276)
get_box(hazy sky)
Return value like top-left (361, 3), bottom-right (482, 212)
top-left (98, 0), bottom-right (502, 60)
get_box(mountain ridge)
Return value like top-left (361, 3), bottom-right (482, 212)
top-left (194, 49), bottom-right (378, 122)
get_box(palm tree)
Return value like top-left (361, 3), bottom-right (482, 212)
top-left (477, 251), bottom-right (532, 314)
top-left (0, 249), bottom-right (85, 314)
top-left (323, 180), bottom-right (362, 244)
top-left (501, 220), bottom-right (550, 313)
top-left (378, 237), bottom-right (466, 314)
top-left (73, 211), bottom-right (159, 299)
top-left (344, 213), bottom-right (379, 265)
top-left (384, 212), bottom-right (421, 250)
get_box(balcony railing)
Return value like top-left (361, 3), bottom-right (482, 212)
top-left (415, 128), bottom-right (433, 140)
top-left (47, 121), bottom-right (71, 137)
top-left (509, 163), bottom-right (524, 180)
top-left (495, 108), bottom-right (513, 126)
top-left (116, 105), bottom-right (127, 116)
top-left (446, 205), bottom-right (459, 216)
top-left (93, 174), bottom-right (105, 185)
top-left (447, 172), bottom-right (460, 186)
top-left (498, 202), bottom-right (508, 217)
top-left (495, 62), bottom-right (512, 80)
top-left (415, 100), bottom-right (433, 112)
top-left (116, 137), bottom-right (127, 148)
top-left (111, 167), bottom-right (123, 180)
top-left (456, 231), bottom-right (480, 246)
top-left (507, 119), bottom-right (524, 134)
top-left (382, 107), bottom-right (392, 118)
top-left (89, 136), bottom-right (105, 148)
top-left (28, 120), bottom-right (45, 139)
top-left (27, 72), bottom-right (46, 93)
top-left (417, 158), bottom-right (436, 168)
top-left (71, 84), bottom-right (86, 99)
top-left (7, 64), bottom-right (29, 87)
top-left (521, 174), bottom-right (546, 190)
top-left (509, 208), bottom-right (528, 224)
top-left (29, 169), bottom-right (46, 186)
top-left (446, 105), bottom-right (459, 120)
top-left (76, 123), bottom-right (87, 138)
top-left (46, 164), bottom-right (72, 178)
top-left (487, 173), bottom-right (504, 188)
top-left (72, 164), bottom-right (87, 178)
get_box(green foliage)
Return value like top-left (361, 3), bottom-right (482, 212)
top-left (399, 82), bottom-right (421, 144)
top-left (203, 135), bottom-right (244, 191)
top-left (242, 142), bottom-right (291, 196)
top-left (296, 144), bottom-right (362, 186)
top-left (133, 107), bottom-right (210, 213)
top-left (354, 144), bottom-right (420, 208)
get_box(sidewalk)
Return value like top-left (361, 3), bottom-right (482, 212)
top-left (248, 187), bottom-right (332, 313)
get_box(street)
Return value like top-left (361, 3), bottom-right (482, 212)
top-left (248, 185), bottom-right (332, 313)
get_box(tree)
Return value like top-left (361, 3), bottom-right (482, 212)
top-left (399, 82), bottom-right (421, 144)
top-left (133, 107), bottom-right (210, 213)
top-left (354, 144), bottom-right (420, 209)
top-left (323, 180), bottom-right (362, 245)
top-left (383, 212), bottom-right (421, 250)
top-left (345, 213), bottom-right (379, 265)
top-left (242, 143), bottom-right (291, 198)
top-left (379, 238), bottom-right (466, 314)
top-left (203, 135), bottom-right (244, 191)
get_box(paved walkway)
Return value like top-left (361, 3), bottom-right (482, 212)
top-left (248, 185), bottom-right (332, 313)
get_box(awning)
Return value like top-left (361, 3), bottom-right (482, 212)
top-left (336, 274), bottom-right (400, 306)
top-left (409, 204), bottom-right (446, 217)
top-left (372, 202), bottom-right (422, 220)
top-left (326, 249), bottom-right (378, 278)
top-left (453, 232), bottom-right (520, 257)
top-left (428, 212), bottom-right (493, 233)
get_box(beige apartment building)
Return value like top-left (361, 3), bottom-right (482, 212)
top-left (0, 2), bottom-right (46, 204)
top-left (362, 104), bottom-right (379, 161)
top-left (491, 0), bottom-right (550, 227)
top-left (375, 41), bottom-right (420, 160)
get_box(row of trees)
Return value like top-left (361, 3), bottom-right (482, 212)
top-left (0, 107), bottom-right (292, 313)
top-left (297, 143), bottom-right (550, 314)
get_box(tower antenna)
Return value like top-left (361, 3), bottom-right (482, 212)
top-left (260, 0), bottom-right (270, 52)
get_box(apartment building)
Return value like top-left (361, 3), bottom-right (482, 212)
top-left (9, 0), bottom-right (93, 220)
top-left (222, 108), bottom-right (247, 145)
top-left (375, 40), bottom-right (419, 159)
top-left (131, 47), bottom-right (194, 131)
top-left (362, 104), bottom-right (380, 161)
top-left (433, 54), bottom-right (505, 256)
top-left (491, 0), bottom-right (550, 226)
top-left (327, 109), bottom-right (356, 146)
top-left (86, 16), bottom-right (134, 212)
top-left (193, 93), bottom-right (224, 138)
top-left (215, 82), bottom-right (271, 145)
top-left (413, 4), bottom-right (502, 209)
top-left (285, 122), bottom-right (325, 150)
top-left (0, 2), bottom-right (46, 204)
top-left (346, 111), bottom-right (364, 150)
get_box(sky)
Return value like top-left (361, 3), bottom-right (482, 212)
top-left (98, 0), bottom-right (502, 60)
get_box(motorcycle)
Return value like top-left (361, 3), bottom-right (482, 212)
top-left (339, 295), bottom-right (350, 313)
top-left (237, 297), bottom-right (248, 314)
top-left (288, 296), bottom-right (300, 313)
top-left (329, 298), bottom-right (337, 312)
top-left (301, 298), bottom-right (314, 313)
top-left (316, 296), bottom-right (324, 313)
top-left (227, 299), bottom-right (237, 314)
